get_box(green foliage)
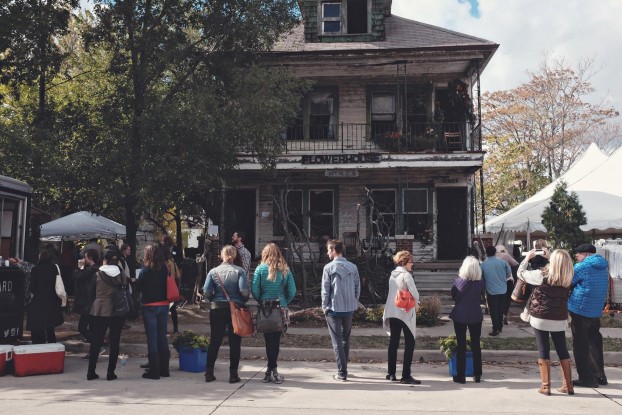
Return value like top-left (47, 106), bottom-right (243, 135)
top-left (171, 330), bottom-right (209, 350)
top-left (541, 181), bottom-right (587, 249)
top-left (416, 296), bottom-right (441, 327)
top-left (438, 334), bottom-right (481, 360)
top-left (363, 305), bottom-right (385, 323)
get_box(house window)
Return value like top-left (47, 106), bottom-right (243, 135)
top-left (309, 92), bottom-right (335, 140)
top-left (286, 89), bottom-right (337, 141)
top-left (371, 92), bottom-right (395, 137)
top-left (309, 189), bottom-right (334, 239)
top-left (321, 0), bottom-right (369, 35)
top-left (273, 188), bottom-right (335, 239)
top-left (322, 3), bottom-right (341, 33)
top-left (369, 189), bottom-right (396, 237)
top-left (403, 188), bottom-right (430, 236)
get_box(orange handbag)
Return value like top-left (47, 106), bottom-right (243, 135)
top-left (394, 289), bottom-right (416, 312)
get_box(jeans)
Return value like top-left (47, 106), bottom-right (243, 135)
top-left (325, 311), bottom-right (353, 378)
top-left (570, 311), bottom-right (605, 381)
top-left (142, 305), bottom-right (169, 354)
top-left (453, 321), bottom-right (482, 378)
top-left (533, 328), bottom-right (569, 360)
top-left (88, 315), bottom-right (123, 375)
top-left (264, 331), bottom-right (282, 370)
top-left (487, 293), bottom-right (506, 332)
top-left (387, 318), bottom-right (415, 378)
top-left (207, 307), bottom-right (241, 370)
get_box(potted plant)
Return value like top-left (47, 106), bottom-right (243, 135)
top-left (172, 330), bottom-right (209, 373)
top-left (438, 334), bottom-right (479, 377)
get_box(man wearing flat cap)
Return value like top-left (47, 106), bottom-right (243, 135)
top-left (568, 243), bottom-right (609, 388)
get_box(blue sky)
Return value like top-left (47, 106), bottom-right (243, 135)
top-left (392, 0), bottom-right (622, 114)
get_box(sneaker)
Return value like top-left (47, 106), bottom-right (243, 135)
top-left (386, 374), bottom-right (397, 381)
top-left (272, 370), bottom-right (284, 384)
top-left (572, 378), bottom-right (598, 388)
top-left (488, 330), bottom-right (500, 336)
top-left (597, 376), bottom-right (608, 386)
top-left (98, 347), bottom-right (106, 356)
top-left (262, 371), bottom-right (273, 383)
top-left (333, 374), bottom-right (347, 382)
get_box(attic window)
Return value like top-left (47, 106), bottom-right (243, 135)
top-left (322, 3), bottom-right (341, 33)
top-left (321, 0), bottom-right (369, 35)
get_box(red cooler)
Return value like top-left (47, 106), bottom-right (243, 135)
top-left (0, 345), bottom-right (13, 376)
top-left (13, 343), bottom-right (65, 377)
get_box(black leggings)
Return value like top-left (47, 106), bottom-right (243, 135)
top-left (533, 327), bottom-right (570, 360)
top-left (264, 331), bottom-right (282, 370)
top-left (387, 318), bottom-right (415, 378)
top-left (207, 307), bottom-right (241, 370)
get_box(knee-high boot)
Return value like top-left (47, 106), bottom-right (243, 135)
top-left (142, 353), bottom-right (160, 380)
top-left (537, 359), bottom-right (551, 395)
top-left (557, 359), bottom-right (574, 395)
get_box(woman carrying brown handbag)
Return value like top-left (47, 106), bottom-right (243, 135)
top-left (202, 245), bottom-right (249, 383)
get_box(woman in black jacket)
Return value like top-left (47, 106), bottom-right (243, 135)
top-left (27, 246), bottom-right (66, 344)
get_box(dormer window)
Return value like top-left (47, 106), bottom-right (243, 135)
top-left (320, 0), bottom-right (369, 35)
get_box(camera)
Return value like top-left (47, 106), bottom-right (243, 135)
top-left (535, 250), bottom-right (545, 255)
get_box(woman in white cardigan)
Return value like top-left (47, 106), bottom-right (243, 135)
top-left (382, 250), bottom-right (420, 384)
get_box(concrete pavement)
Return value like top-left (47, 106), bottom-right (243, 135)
top-left (0, 356), bottom-right (620, 414)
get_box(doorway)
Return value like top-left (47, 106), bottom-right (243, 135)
top-left (224, 189), bottom-right (256, 259)
top-left (436, 187), bottom-right (468, 260)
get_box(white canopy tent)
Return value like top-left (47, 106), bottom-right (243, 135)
top-left (482, 143), bottom-right (622, 242)
top-left (40, 211), bottom-right (131, 241)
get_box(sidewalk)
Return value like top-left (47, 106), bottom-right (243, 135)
top-left (0, 356), bottom-right (620, 415)
top-left (58, 304), bottom-right (622, 365)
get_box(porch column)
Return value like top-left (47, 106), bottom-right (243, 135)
top-left (208, 235), bottom-right (221, 270)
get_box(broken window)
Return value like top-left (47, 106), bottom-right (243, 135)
top-left (370, 189), bottom-right (396, 237)
top-left (403, 188), bottom-right (430, 236)
top-left (309, 189), bottom-right (334, 239)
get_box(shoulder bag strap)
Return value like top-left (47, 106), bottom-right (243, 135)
top-left (214, 272), bottom-right (231, 302)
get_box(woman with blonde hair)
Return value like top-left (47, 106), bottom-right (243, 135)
top-left (251, 243), bottom-right (296, 384)
top-left (449, 256), bottom-right (486, 383)
top-left (382, 250), bottom-right (421, 384)
top-left (518, 248), bottom-right (574, 396)
top-left (202, 245), bottom-right (249, 383)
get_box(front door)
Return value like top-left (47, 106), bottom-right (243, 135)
top-left (436, 187), bottom-right (468, 260)
top-left (224, 189), bottom-right (256, 259)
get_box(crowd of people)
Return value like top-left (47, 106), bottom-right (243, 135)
top-left (6, 235), bottom-right (612, 394)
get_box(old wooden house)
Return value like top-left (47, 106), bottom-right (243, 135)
top-left (222, 0), bottom-right (498, 270)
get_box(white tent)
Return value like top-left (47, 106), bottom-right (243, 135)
top-left (40, 211), bottom-right (129, 241)
top-left (484, 143), bottom-right (622, 234)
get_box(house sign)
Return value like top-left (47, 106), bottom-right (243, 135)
top-left (325, 169), bottom-right (359, 178)
top-left (301, 153), bottom-right (381, 165)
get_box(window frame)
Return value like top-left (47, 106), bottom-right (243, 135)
top-left (319, 0), bottom-right (370, 35)
top-left (369, 188), bottom-right (397, 237)
top-left (285, 87), bottom-right (339, 141)
top-left (308, 188), bottom-right (335, 239)
top-left (321, 2), bottom-right (342, 34)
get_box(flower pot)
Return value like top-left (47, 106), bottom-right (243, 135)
top-left (448, 350), bottom-right (474, 377)
top-left (177, 346), bottom-right (207, 373)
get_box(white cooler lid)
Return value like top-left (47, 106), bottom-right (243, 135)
top-left (13, 343), bottom-right (65, 354)
top-left (0, 345), bottom-right (13, 352)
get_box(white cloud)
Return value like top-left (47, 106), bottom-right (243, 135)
top-left (392, 0), bottom-right (622, 113)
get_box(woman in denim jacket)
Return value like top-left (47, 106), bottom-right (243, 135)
top-left (202, 245), bottom-right (249, 383)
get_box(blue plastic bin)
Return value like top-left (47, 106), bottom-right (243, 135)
top-left (448, 351), bottom-right (474, 377)
top-left (177, 347), bottom-right (207, 373)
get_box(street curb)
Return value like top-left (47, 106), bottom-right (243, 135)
top-left (63, 340), bottom-right (622, 365)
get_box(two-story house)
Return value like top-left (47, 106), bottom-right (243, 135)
top-left (221, 0), bottom-right (498, 264)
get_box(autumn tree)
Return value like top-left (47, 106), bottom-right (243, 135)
top-left (481, 56), bottom-right (620, 217)
top-left (541, 181), bottom-right (587, 250)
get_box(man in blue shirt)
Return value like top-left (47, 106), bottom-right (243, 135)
top-left (481, 245), bottom-right (511, 336)
top-left (321, 239), bottom-right (360, 381)
top-left (568, 243), bottom-right (609, 388)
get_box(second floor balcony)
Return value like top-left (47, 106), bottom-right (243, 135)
top-left (281, 121), bottom-right (482, 153)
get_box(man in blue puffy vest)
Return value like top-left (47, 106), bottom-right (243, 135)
top-left (568, 243), bottom-right (609, 388)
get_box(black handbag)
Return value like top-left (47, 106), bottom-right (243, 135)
top-left (255, 299), bottom-right (283, 333)
top-left (101, 272), bottom-right (133, 317)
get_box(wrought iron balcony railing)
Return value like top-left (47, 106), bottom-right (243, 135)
top-left (282, 122), bottom-right (481, 153)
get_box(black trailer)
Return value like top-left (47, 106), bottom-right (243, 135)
top-left (0, 175), bottom-right (31, 344)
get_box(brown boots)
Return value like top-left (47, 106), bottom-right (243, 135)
top-left (537, 358), bottom-right (575, 396)
top-left (537, 359), bottom-right (551, 395)
top-left (557, 359), bottom-right (575, 395)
